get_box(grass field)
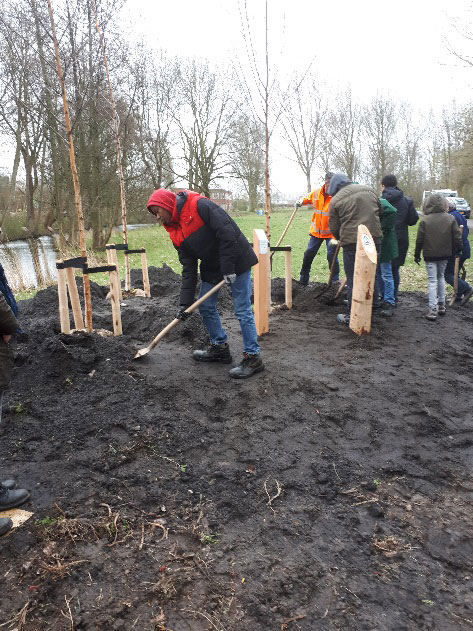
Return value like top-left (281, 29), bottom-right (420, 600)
top-left (15, 207), bottom-right (473, 300)
top-left (107, 207), bottom-right (473, 293)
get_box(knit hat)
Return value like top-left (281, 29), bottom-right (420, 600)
top-left (146, 189), bottom-right (176, 214)
top-left (381, 174), bottom-right (397, 187)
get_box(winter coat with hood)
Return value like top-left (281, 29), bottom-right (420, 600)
top-left (147, 190), bottom-right (257, 307)
top-left (0, 291), bottom-right (19, 390)
top-left (381, 186), bottom-right (418, 266)
top-left (328, 174), bottom-right (383, 246)
top-left (379, 198), bottom-right (399, 263)
top-left (449, 208), bottom-right (470, 260)
top-left (414, 194), bottom-right (461, 262)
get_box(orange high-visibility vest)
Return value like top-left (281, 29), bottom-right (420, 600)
top-left (301, 186), bottom-right (333, 239)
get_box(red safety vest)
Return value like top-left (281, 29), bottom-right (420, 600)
top-left (163, 191), bottom-right (205, 247)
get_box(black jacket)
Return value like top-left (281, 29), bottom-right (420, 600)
top-left (381, 187), bottom-right (418, 266)
top-left (176, 193), bottom-right (258, 306)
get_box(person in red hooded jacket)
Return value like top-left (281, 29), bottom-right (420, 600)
top-left (147, 189), bottom-right (264, 379)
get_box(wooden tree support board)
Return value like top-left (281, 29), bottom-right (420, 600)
top-left (253, 229), bottom-right (269, 335)
top-left (350, 225), bottom-right (377, 335)
top-left (105, 244), bottom-right (151, 298)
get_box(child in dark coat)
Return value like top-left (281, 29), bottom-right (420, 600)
top-left (414, 194), bottom-right (462, 321)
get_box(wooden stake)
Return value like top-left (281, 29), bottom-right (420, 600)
top-left (65, 268), bottom-right (84, 330)
top-left (350, 225), bottom-right (377, 335)
top-left (106, 245), bottom-right (123, 300)
top-left (108, 264), bottom-right (122, 336)
top-left (285, 249), bottom-right (292, 309)
top-left (56, 261), bottom-right (70, 334)
top-left (141, 251), bottom-right (151, 297)
top-left (92, 1), bottom-right (130, 291)
top-left (449, 225), bottom-right (463, 306)
top-left (253, 229), bottom-right (269, 335)
top-left (47, 0), bottom-right (92, 331)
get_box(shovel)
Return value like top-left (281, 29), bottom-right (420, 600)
top-left (314, 241), bottom-right (342, 298)
top-left (449, 225), bottom-right (463, 306)
top-left (134, 280), bottom-right (225, 359)
top-left (270, 205), bottom-right (300, 263)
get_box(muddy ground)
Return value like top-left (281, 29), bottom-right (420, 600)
top-left (1, 265), bottom-right (473, 630)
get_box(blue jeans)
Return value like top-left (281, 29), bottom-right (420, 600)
top-left (299, 236), bottom-right (340, 284)
top-left (391, 262), bottom-right (401, 300)
top-left (426, 260), bottom-right (447, 310)
top-left (376, 262), bottom-right (395, 305)
top-left (198, 270), bottom-right (260, 355)
top-left (343, 241), bottom-right (381, 314)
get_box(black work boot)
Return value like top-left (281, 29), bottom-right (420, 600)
top-left (0, 518), bottom-right (13, 537)
top-left (192, 343), bottom-right (232, 364)
top-left (229, 353), bottom-right (264, 379)
top-left (0, 487), bottom-right (30, 510)
top-left (2, 479), bottom-right (16, 490)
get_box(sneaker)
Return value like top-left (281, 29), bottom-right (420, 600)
top-left (336, 313), bottom-right (350, 325)
top-left (229, 353), bottom-right (264, 379)
top-left (438, 303), bottom-right (446, 316)
top-left (0, 487), bottom-right (30, 510)
top-left (461, 287), bottom-right (473, 306)
top-left (192, 343), bottom-right (232, 364)
top-left (425, 309), bottom-right (437, 321)
top-left (0, 518), bottom-right (13, 537)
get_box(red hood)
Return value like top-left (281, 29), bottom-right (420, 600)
top-left (146, 189), bottom-right (177, 220)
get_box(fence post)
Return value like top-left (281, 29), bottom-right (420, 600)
top-left (253, 228), bottom-right (269, 335)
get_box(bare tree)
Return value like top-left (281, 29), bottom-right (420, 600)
top-left (229, 114), bottom-right (264, 211)
top-left (363, 94), bottom-right (398, 186)
top-left (329, 87), bottom-right (361, 180)
top-left (280, 77), bottom-right (326, 193)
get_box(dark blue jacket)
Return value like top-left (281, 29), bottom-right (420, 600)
top-left (381, 187), bottom-right (418, 266)
top-left (449, 209), bottom-right (470, 259)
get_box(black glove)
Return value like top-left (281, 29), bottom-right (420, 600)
top-left (224, 273), bottom-right (237, 286)
top-left (176, 306), bottom-right (191, 321)
top-left (414, 256), bottom-right (421, 265)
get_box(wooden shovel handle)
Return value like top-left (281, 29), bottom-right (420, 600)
top-left (270, 206), bottom-right (300, 261)
top-left (145, 280), bottom-right (226, 352)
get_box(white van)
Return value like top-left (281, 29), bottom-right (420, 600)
top-left (422, 189), bottom-right (458, 205)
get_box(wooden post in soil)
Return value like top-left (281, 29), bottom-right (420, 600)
top-left (93, 0), bottom-right (130, 291)
top-left (64, 267), bottom-right (85, 330)
top-left (253, 229), bottom-right (269, 336)
top-left (56, 261), bottom-right (70, 334)
top-left (285, 249), bottom-right (292, 309)
top-left (108, 265), bottom-right (123, 336)
top-left (350, 225), bottom-right (378, 335)
top-left (141, 251), bottom-right (151, 297)
top-left (106, 245), bottom-right (123, 301)
top-left (47, 0), bottom-right (92, 331)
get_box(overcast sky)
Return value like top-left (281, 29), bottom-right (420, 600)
top-left (119, 0), bottom-right (473, 197)
top-left (2, 0), bottom-right (473, 199)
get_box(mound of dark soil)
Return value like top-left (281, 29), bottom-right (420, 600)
top-left (1, 268), bottom-right (473, 630)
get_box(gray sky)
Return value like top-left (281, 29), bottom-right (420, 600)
top-left (120, 0), bottom-right (473, 197)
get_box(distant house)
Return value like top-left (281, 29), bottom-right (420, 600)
top-left (173, 187), bottom-right (233, 213)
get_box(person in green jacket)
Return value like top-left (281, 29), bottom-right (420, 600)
top-left (0, 292), bottom-right (30, 536)
top-left (376, 198), bottom-right (399, 317)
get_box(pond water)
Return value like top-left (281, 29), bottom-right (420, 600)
top-left (0, 224), bottom-right (153, 291)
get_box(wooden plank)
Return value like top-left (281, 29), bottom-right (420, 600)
top-left (108, 265), bottom-right (123, 336)
top-left (284, 249), bottom-right (292, 309)
top-left (349, 225), bottom-right (377, 335)
top-left (64, 267), bottom-right (84, 330)
top-left (106, 244), bottom-right (123, 300)
top-left (141, 251), bottom-right (151, 297)
top-left (56, 261), bottom-right (70, 334)
top-left (253, 228), bottom-right (269, 335)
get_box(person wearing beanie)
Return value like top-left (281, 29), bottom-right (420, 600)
top-left (381, 174), bottom-right (418, 302)
top-left (147, 188), bottom-right (264, 379)
top-left (414, 194), bottom-right (462, 320)
top-left (296, 172), bottom-right (340, 286)
top-left (327, 174), bottom-right (384, 324)
top-left (445, 198), bottom-right (473, 306)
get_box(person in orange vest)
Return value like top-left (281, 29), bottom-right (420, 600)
top-left (296, 172), bottom-right (340, 286)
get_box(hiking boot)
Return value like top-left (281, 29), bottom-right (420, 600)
top-left (336, 313), bottom-right (350, 325)
top-left (229, 354), bottom-right (264, 379)
top-left (0, 518), bottom-right (13, 537)
top-left (1, 479), bottom-right (15, 490)
top-left (425, 309), bottom-right (437, 321)
top-left (380, 302), bottom-right (395, 317)
top-left (192, 343), bottom-right (232, 364)
top-left (461, 287), bottom-right (473, 306)
top-left (438, 302), bottom-right (446, 316)
top-left (0, 487), bottom-right (30, 510)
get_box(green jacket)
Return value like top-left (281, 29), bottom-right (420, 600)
top-left (379, 198), bottom-right (399, 263)
top-left (0, 292), bottom-right (19, 390)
